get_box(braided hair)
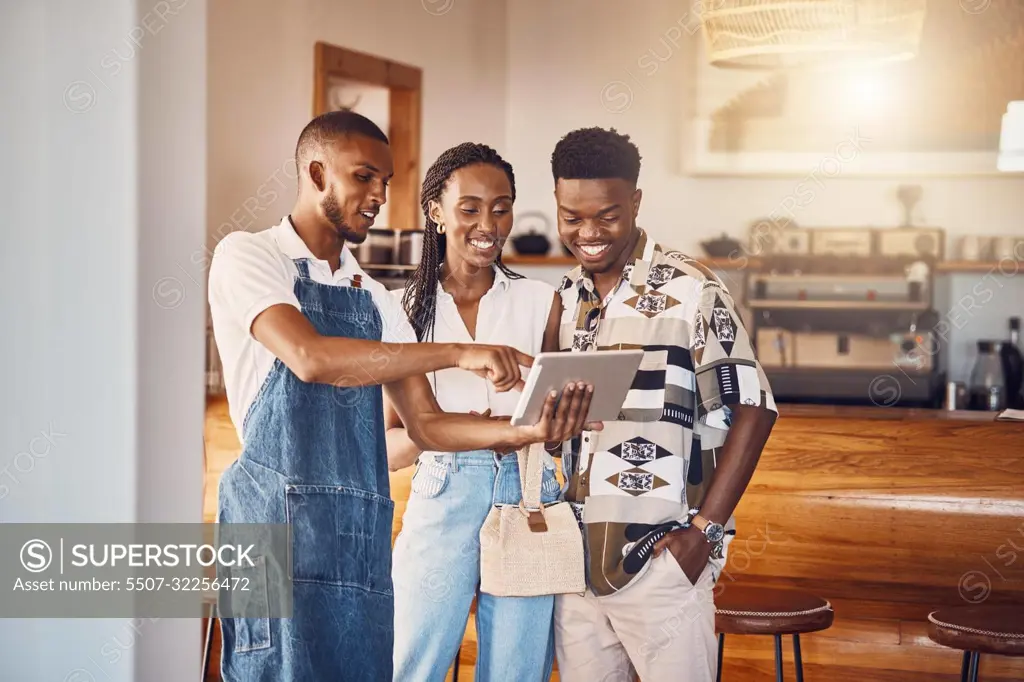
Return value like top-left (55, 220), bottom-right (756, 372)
top-left (402, 142), bottom-right (524, 342)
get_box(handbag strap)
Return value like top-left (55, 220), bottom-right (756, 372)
top-left (516, 442), bottom-right (545, 510)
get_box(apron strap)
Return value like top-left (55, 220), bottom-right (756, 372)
top-left (294, 258), bottom-right (312, 279)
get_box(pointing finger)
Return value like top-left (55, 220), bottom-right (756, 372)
top-left (499, 349), bottom-right (519, 392)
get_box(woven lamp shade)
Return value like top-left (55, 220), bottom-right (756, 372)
top-left (699, 0), bottom-right (928, 69)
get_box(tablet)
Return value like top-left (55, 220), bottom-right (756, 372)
top-left (510, 350), bottom-right (645, 427)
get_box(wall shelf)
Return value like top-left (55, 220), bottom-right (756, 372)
top-left (501, 254), bottom-right (755, 270)
top-left (503, 254), bottom-right (576, 265)
top-left (934, 261), bottom-right (1016, 273)
top-left (499, 255), bottom-right (1018, 275)
top-left (748, 299), bottom-right (931, 311)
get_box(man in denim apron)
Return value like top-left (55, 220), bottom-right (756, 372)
top-left (208, 111), bottom-right (596, 681)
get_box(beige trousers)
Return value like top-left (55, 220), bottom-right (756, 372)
top-left (554, 551), bottom-right (718, 682)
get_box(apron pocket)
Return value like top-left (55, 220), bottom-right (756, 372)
top-left (285, 484), bottom-right (394, 595)
top-left (222, 555), bottom-right (272, 653)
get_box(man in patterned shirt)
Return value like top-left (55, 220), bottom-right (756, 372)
top-left (547, 127), bottom-right (778, 682)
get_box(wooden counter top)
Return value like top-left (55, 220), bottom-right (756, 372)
top-left (775, 403), bottom-right (1011, 422)
top-left (724, 401), bottom-right (1024, 680)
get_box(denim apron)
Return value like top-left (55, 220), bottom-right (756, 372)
top-left (217, 258), bottom-right (394, 682)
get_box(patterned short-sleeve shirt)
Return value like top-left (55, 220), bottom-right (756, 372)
top-left (557, 228), bottom-right (777, 596)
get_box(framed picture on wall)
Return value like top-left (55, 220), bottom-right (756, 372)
top-left (681, 0), bottom-right (1024, 177)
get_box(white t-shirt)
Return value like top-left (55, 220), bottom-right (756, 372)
top-left (208, 216), bottom-right (416, 443)
top-left (393, 270), bottom-right (556, 418)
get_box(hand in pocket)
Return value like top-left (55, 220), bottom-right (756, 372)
top-left (653, 526), bottom-right (712, 586)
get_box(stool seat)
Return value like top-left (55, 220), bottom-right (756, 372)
top-left (714, 587), bottom-right (834, 681)
top-left (928, 606), bottom-right (1024, 658)
top-left (716, 586), bottom-right (834, 636)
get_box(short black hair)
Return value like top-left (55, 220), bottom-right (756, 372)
top-left (550, 127), bottom-right (642, 185)
top-left (294, 110), bottom-right (389, 171)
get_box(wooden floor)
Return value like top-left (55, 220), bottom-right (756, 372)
top-left (203, 396), bottom-right (1024, 681)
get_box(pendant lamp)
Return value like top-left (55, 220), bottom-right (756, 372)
top-left (698, 0), bottom-right (928, 69)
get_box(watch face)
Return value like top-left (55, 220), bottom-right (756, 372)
top-left (705, 524), bottom-right (726, 543)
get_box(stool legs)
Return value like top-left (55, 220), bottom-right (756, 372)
top-left (958, 651), bottom-right (982, 682)
top-left (774, 634), bottom-right (784, 682)
top-left (716, 633), bottom-right (806, 681)
top-left (960, 651), bottom-right (980, 682)
top-left (716, 633), bottom-right (725, 682)
top-left (201, 602), bottom-right (216, 682)
top-left (793, 634), bottom-right (803, 682)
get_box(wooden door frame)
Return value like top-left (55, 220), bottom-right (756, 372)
top-left (313, 41), bottom-right (422, 232)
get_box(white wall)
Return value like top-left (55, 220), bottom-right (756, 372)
top-left (0, 0), bottom-right (205, 679)
top-left (203, 0), bottom-right (1021, 379)
top-left (505, 0), bottom-right (1024, 252)
top-left (205, 0), bottom-right (509, 257)
top-left (504, 0), bottom-right (1024, 381)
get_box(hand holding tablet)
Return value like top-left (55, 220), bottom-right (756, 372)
top-left (466, 349), bottom-right (645, 452)
top-left (511, 350), bottom-right (645, 427)
top-left (509, 380), bottom-right (604, 448)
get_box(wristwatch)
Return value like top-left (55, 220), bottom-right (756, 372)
top-left (690, 513), bottom-right (726, 545)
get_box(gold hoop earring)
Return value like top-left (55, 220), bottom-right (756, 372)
top-left (436, 223), bottom-right (446, 235)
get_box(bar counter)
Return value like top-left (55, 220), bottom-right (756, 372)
top-left (203, 398), bottom-right (1024, 680)
top-left (772, 403), bottom-right (1007, 420)
top-left (720, 402), bottom-right (1024, 680)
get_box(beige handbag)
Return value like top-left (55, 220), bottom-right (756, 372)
top-left (479, 443), bottom-right (586, 597)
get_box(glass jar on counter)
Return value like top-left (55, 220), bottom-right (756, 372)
top-left (968, 340), bottom-right (1007, 411)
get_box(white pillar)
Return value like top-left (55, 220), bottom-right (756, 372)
top-left (0, 0), bottom-right (206, 679)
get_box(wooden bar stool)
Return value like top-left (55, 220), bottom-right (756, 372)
top-left (715, 586), bottom-right (834, 682)
top-left (927, 606), bottom-right (1024, 681)
top-left (201, 590), bottom-right (218, 682)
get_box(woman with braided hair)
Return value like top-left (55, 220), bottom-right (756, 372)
top-left (386, 142), bottom-right (580, 681)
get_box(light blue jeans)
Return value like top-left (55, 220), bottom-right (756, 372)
top-left (392, 449), bottom-right (563, 682)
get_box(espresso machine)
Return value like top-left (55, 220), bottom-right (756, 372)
top-left (745, 224), bottom-right (947, 407)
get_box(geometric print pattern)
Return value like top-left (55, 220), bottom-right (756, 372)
top-left (711, 293), bottom-right (737, 355)
top-left (692, 312), bottom-right (707, 357)
top-left (609, 437), bottom-right (671, 464)
top-left (646, 263), bottom-right (682, 287)
top-left (624, 290), bottom-right (681, 318)
top-left (606, 467), bottom-right (669, 496)
top-left (557, 228), bottom-right (778, 596)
